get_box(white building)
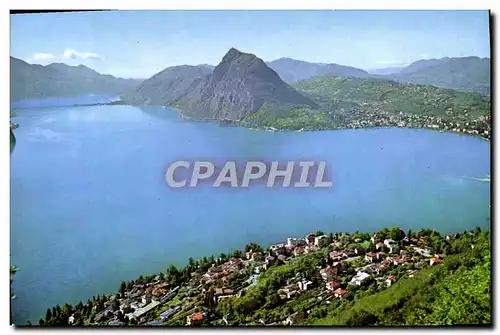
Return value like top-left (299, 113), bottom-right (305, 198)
top-left (384, 239), bottom-right (396, 247)
top-left (385, 276), bottom-right (397, 287)
top-left (298, 279), bottom-right (313, 291)
top-left (349, 271), bottom-right (371, 286)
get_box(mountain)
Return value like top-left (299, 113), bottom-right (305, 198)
top-left (296, 76), bottom-right (490, 118)
top-left (240, 75), bottom-right (490, 135)
top-left (121, 65), bottom-right (213, 105)
top-left (10, 57), bottom-right (142, 101)
top-left (173, 48), bottom-right (317, 121)
top-left (399, 58), bottom-right (450, 74)
top-left (389, 57), bottom-right (490, 96)
top-left (266, 57), bottom-right (371, 84)
top-left (367, 66), bottom-right (404, 75)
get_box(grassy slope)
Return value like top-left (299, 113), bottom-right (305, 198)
top-left (304, 235), bottom-right (491, 326)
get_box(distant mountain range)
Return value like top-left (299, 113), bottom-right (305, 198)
top-left (10, 48), bottom-right (490, 138)
top-left (264, 56), bottom-right (490, 96)
top-left (118, 48), bottom-right (490, 139)
top-left (10, 57), bottom-right (143, 101)
top-left (123, 48), bottom-right (316, 121)
top-left (265, 58), bottom-right (371, 83)
top-left (195, 56), bottom-right (488, 96)
top-left (388, 57), bottom-right (490, 96)
top-left (11, 52), bottom-right (490, 111)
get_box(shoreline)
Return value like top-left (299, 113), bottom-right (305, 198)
top-left (151, 102), bottom-right (491, 141)
top-left (31, 224), bottom-right (490, 326)
top-left (10, 99), bottom-right (490, 141)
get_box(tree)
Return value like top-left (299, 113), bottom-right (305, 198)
top-left (269, 294), bottom-right (281, 307)
top-left (376, 228), bottom-right (389, 240)
top-left (112, 299), bottom-right (120, 311)
top-left (167, 264), bottom-right (179, 276)
top-left (245, 242), bottom-right (263, 253)
top-left (119, 281), bottom-right (126, 295)
top-left (346, 309), bottom-right (379, 326)
top-left (188, 257), bottom-right (196, 267)
top-left (387, 227), bottom-right (405, 241)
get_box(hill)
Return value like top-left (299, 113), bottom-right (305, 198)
top-left (38, 226), bottom-right (490, 326)
top-left (10, 57), bottom-right (142, 101)
top-left (399, 58), bottom-right (451, 74)
top-left (266, 57), bottom-right (371, 84)
top-left (173, 48), bottom-right (317, 121)
top-left (304, 230), bottom-right (491, 326)
top-left (121, 65), bottom-right (213, 105)
top-left (389, 57), bottom-right (490, 96)
top-left (245, 76), bottom-right (490, 137)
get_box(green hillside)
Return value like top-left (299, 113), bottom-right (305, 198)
top-left (305, 230), bottom-right (491, 326)
top-left (243, 76), bottom-right (491, 138)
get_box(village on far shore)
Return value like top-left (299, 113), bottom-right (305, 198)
top-left (37, 225), bottom-right (477, 327)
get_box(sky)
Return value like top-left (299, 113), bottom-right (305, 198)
top-left (10, 10), bottom-right (491, 79)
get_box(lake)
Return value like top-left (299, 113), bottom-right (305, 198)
top-left (10, 96), bottom-right (491, 324)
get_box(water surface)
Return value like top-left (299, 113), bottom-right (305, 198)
top-left (10, 98), bottom-right (490, 324)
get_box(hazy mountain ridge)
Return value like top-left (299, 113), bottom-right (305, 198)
top-left (265, 56), bottom-right (490, 96)
top-left (266, 57), bottom-right (371, 84)
top-left (389, 56), bottom-right (491, 96)
top-left (10, 57), bottom-right (142, 101)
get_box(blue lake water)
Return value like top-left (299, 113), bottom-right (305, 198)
top-left (10, 97), bottom-right (491, 324)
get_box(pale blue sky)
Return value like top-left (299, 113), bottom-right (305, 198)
top-left (10, 10), bottom-right (490, 79)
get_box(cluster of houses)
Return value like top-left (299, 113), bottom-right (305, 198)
top-left (183, 231), bottom-right (448, 326)
top-left (341, 107), bottom-right (490, 139)
top-left (82, 279), bottom-right (182, 326)
top-left (262, 231), bottom-right (449, 309)
top-left (71, 229), bottom-right (451, 327)
top-left (197, 258), bottom-right (245, 285)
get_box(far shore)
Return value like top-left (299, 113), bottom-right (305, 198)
top-left (10, 99), bottom-right (491, 141)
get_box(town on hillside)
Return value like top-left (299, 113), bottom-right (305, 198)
top-left (38, 226), bottom-right (485, 327)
